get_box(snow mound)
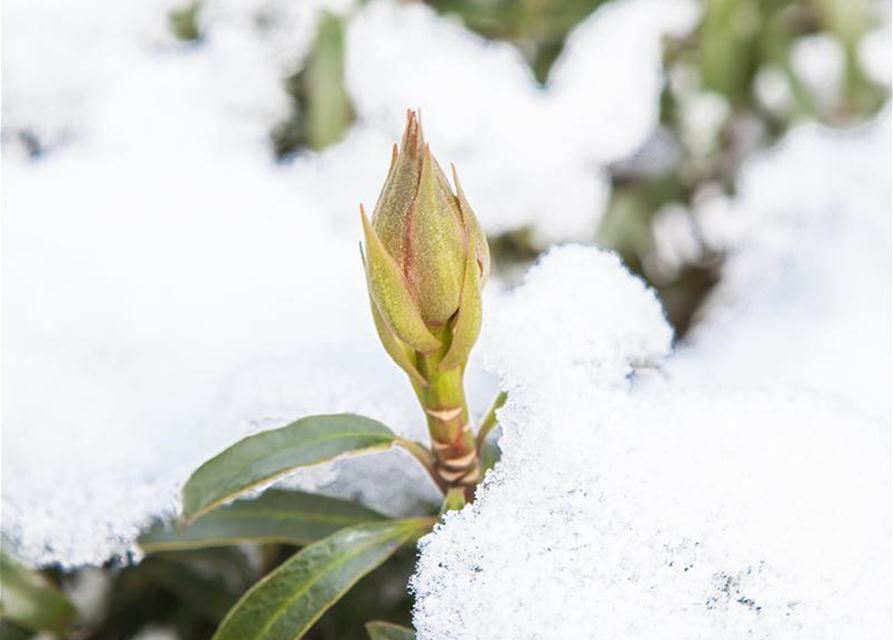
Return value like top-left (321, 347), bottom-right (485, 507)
top-left (412, 246), bottom-right (891, 640)
top-left (675, 111), bottom-right (892, 418)
top-left (481, 245), bottom-right (674, 396)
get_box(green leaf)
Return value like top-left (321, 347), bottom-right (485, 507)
top-left (440, 487), bottom-right (466, 514)
top-left (481, 439), bottom-right (501, 475)
top-left (0, 620), bottom-right (34, 640)
top-left (304, 12), bottom-right (354, 151)
top-left (140, 490), bottom-right (387, 552)
top-left (182, 414), bottom-right (397, 523)
top-left (212, 519), bottom-right (432, 640)
top-left (366, 621), bottom-right (416, 640)
top-left (0, 554), bottom-right (77, 635)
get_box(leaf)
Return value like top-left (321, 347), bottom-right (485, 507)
top-left (140, 490), bottom-right (387, 552)
top-left (0, 554), bottom-right (77, 635)
top-left (182, 414), bottom-right (397, 523)
top-left (366, 621), bottom-right (416, 640)
top-left (481, 439), bottom-right (501, 475)
top-left (304, 12), bottom-right (354, 151)
top-left (212, 519), bottom-right (431, 640)
top-left (124, 556), bottom-right (238, 623)
top-left (0, 620), bottom-right (34, 640)
top-left (440, 487), bottom-right (466, 514)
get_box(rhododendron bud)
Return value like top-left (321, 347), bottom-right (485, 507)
top-left (361, 110), bottom-right (489, 377)
top-left (360, 110), bottom-right (491, 490)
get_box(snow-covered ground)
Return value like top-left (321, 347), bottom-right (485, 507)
top-left (2, 0), bottom-right (700, 568)
top-left (413, 245), bottom-right (890, 640)
top-left (411, 107), bottom-right (891, 640)
top-left (2, 0), bottom-right (891, 636)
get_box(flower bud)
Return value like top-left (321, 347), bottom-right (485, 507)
top-left (361, 110), bottom-right (490, 376)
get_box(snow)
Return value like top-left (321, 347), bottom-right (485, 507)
top-left (480, 246), bottom-right (674, 397)
top-left (412, 246), bottom-right (891, 640)
top-left (674, 111), bottom-right (892, 419)
top-left (2, 0), bottom-right (698, 567)
top-left (790, 34), bottom-right (846, 110)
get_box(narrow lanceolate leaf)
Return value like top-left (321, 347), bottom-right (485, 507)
top-left (140, 490), bottom-right (387, 552)
top-left (0, 554), bottom-right (77, 635)
top-left (212, 519), bottom-right (432, 640)
top-left (182, 414), bottom-right (397, 523)
top-left (366, 621), bottom-right (417, 640)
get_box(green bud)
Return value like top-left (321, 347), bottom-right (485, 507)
top-left (361, 206), bottom-right (441, 355)
top-left (361, 110), bottom-right (490, 373)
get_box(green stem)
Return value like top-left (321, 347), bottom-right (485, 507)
top-left (412, 328), bottom-right (480, 490)
top-left (476, 391), bottom-right (507, 452)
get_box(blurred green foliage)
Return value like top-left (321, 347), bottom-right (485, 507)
top-left (273, 12), bottom-right (356, 158)
top-left (425, 0), bottom-right (611, 82)
top-left (5, 546), bottom-right (416, 640)
top-left (263, 0), bottom-right (885, 332)
top-left (432, 0), bottom-right (886, 333)
top-left (169, 2), bottom-right (202, 43)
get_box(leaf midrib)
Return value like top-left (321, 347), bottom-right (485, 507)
top-left (187, 430), bottom-right (394, 519)
top-left (212, 508), bottom-right (380, 525)
top-left (240, 524), bottom-right (415, 640)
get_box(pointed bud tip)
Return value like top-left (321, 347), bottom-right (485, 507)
top-left (401, 109), bottom-right (426, 156)
top-left (360, 203), bottom-right (373, 236)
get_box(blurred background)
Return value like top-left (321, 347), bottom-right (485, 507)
top-left (5, 0), bottom-right (888, 334)
top-left (1, 0), bottom-right (890, 638)
top-left (166, 0), bottom-right (885, 334)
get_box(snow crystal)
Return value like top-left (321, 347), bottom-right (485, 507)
top-left (675, 111), bottom-right (892, 419)
top-left (412, 246), bottom-right (891, 640)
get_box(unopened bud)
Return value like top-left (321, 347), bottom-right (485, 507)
top-left (361, 110), bottom-right (490, 378)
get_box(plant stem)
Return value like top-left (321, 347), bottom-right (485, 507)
top-left (412, 329), bottom-right (481, 492)
top-left (476, 391), bottom-right (507, 452)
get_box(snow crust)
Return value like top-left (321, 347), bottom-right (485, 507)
top-left (412, 246), bottom-right (891, 640)
top-left (2, 0), bottom-right (696, 567)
